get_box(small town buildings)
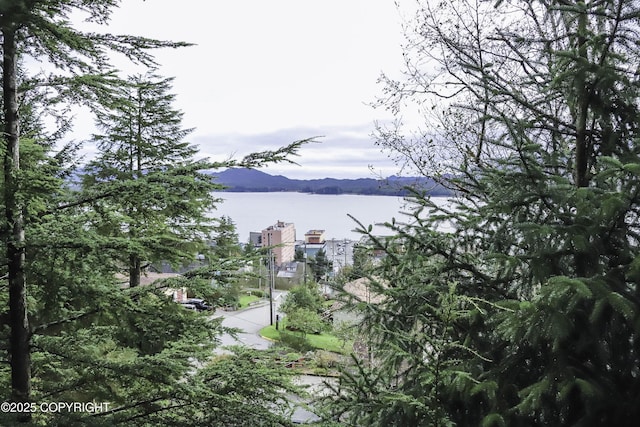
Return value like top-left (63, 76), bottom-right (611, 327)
top-left (261, 220), bottom-right (296, 265)
top-left (116, 271), bottom-right (187, 302)
top-left (249, 231), bottom-right (262, 248)
top-left (297, 229), bottom-right (327, 259)
top-left (304, 229), bottom-right (325, 244)
top-left (331, 277), bottom-right (385, 325)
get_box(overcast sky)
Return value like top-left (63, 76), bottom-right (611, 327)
top-left (69, 1), bottom-right (412, 179)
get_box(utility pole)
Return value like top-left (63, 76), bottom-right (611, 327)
top-left (331, 238), bottom-right (335, 273)
top-left (344, 238), bottom-right (348, 266)
top-left (266, 229), bottom-right (275, 326)
top-left (303, 241), bottom-right (307, 284)
top-left (268, 249), bottom-right (274, 326)
top-left (258, 256), bottom-right (262, 292)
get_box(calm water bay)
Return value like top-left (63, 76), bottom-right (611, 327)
top-left (211, 192), bottom-right (451, 243)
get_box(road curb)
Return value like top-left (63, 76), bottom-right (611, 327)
top-left (237, 300), bottom-right (270, 311)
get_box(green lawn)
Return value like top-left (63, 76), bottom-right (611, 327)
top-left (260, 323), bottom-right (352, 354)
top-left (238, 294), bottom-right (260, 308)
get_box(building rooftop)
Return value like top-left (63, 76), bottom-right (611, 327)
top-left (305, 229), bottom-right (325, 235)
top-left (264, 220), bottom-right (293, 231)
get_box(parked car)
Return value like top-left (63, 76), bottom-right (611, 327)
top-left (179, 302), bottom-right (198, 311)
top-left (184, 298), bottom-right (213, 312)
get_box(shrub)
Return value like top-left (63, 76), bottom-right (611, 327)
top-left (284, 352), bottom-right (303, 362)
top-left (285, 308), bottom-right (327, 335)
top-left (247, 289), bottom-right (265, 298)
top-left (280, 283), bottom-right (324, 315)
top-left (314, 351), bottom-right (340, 369)
top-left (278, 330), bottom-right (312, 352)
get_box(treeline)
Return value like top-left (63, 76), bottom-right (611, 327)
top-left (213, 167), bottom-right (452, 196)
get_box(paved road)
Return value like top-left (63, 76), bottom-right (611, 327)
top-left (213, 290), bottom-right (332, 423)
top-left (213, 290), bottom-right (286, 351)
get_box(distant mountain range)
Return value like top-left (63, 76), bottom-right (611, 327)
top-left (210, 168), bottom-right (451, 196)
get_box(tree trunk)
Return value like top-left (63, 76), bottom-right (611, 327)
top-left (573, 9), bottom-right (594, 280)
top-left (129, 253), bottom-right (141, 288)
top-left (3, 26), bottom-right (32, 407)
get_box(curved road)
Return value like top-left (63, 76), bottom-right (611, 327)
top-left (213, 290), bottom-right (286, 350)
top-left (212, 290), bottom-right (328, 423)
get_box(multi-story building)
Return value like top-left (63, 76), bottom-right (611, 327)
top-left (304, 229), bottom-right (325, 244)
top-left (298, 229), bottom-right (327, 259)
top-left (248, 231), bottom-right (262, 248)
top-left (261, 220), bottom-right (296, 265)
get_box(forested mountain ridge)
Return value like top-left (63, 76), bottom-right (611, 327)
top-left (211, 168), bottom-right (452, 196)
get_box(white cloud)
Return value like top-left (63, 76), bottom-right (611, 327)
top-left (98, 0), bottom-right (406, 134)
top-left (64, 1), bottom-right (413, 179)
top-left (193, 124), bottom-right (400, 179)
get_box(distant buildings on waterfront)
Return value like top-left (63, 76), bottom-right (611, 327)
top-left (260, 220), bottom-right (296, 265)
top-left (249, 221), bottom-right (353, 273)
top-left (251, 221), bottom-right (325, 265)
top-left (302, 230), bottom-right (326, 259)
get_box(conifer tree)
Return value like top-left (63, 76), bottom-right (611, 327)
top-left (309, 249), bottom-right (331, 283)
top-left (210, 215), bottom-right (242, 260)
top-left (82, 72), bottom-right (218, 288)
top-left (0, 86), bottom-right (301, 426)
top-left (324, 1), bottom-right (640, 425)
top-left (0, 1), bottom-right (188, 407)
top-left (1, 2), bottom-right (309, 424)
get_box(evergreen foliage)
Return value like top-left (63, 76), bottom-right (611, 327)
top-left (81, 71), bottom-right (219, 288)
top-left (348, 243), bottom-right (373, 281)
top-left (309, 249), bottom-right (331, 283)
top-left (210, 216), bottom-right (242, 260)
top-left (322, 1), bottom-right (640, 426)
top-left (1, 2), bottom-right (308, 425)
top-left (1, 89), bottom-right (300, 426)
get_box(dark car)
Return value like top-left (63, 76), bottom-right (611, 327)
top-left (179, 302), bottom-right (198, 311)
top-left (184, 298), bottom-right (213, 312)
